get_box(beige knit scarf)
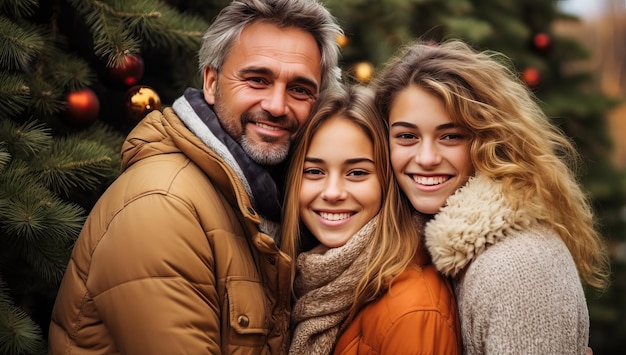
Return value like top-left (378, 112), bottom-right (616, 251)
top-left (289, 216), bottom-right (378, 355)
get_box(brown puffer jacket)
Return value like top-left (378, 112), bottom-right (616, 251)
top-left (49, 107), bottom-right (292, 354)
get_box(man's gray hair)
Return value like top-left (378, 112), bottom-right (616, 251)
top-left (198, 0), bottom-right (343, 93)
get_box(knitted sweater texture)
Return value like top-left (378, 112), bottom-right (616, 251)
top-left (424, 174), bottom-right (589, 355)
top-left (289, 217), bottom-right (377, 355)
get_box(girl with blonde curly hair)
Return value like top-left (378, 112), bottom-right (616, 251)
top-left (373, 39), bottom-right (610, 354)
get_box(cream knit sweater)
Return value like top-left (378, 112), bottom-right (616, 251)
top-left (425, 174), bottom-right (589, 354)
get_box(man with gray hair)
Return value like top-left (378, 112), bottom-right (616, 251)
top-left (48, 0), bottom-right (342, 353)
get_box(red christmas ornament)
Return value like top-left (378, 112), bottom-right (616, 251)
top-left (107, 53), bottom-right (144, 87)
top-left (64, 87), bottom-right (100, 126)
top-left (522, 67), bottom-right (541, 88)
top-left (532, 33), bottom-right (552, 52)
top-left (123, 85), bottom-right (162, 124)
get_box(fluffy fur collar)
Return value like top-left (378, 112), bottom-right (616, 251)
top-left (424, 174), bottom-right (535, 277)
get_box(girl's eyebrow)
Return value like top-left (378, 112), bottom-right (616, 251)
top-left (390, 121), bottom-right (457, 130)
top-left (304, 157), bottom-right (374, 165)
top-left (390, 121), bottom-right (416, 129)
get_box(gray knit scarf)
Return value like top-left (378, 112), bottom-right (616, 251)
top-left (289, 216), bottom-right (378, 355)
top-left (172, 88), bottom-right (281, 239)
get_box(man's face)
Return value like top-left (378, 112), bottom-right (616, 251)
top-left (203, 21), bottom-right (323, 166)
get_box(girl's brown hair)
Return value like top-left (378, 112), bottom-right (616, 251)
top-left (281, 84), bottom-right (421, 320)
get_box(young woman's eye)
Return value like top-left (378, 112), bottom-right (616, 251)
top-left (347, 169), bottom-right (370, 177)
top-left (395, 133), bottom-right (416, 140)
top-left (303, 168), bottom-right (324, 176)
top-left (441, 133), bottom-right (467, 141)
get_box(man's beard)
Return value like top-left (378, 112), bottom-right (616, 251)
top-left (213, 90), bottom-right (293, 166)
top-left (240, 132), bottom-right (290, 166)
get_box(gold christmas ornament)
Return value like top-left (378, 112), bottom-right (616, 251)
top-left (123, 85), bottom-right (162, 124)
top-left (336, 34), bottom-right (349, 48)
top-left (354, 61), bottom-right (374, 83)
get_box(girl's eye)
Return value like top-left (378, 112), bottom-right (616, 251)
top-left (396, 133), bottom-right (416, 140)
top-left (441, 132), bottom-right (469, 142)
top-left (347, 169), bottom-right (370, 177)
top-left (303, 168), bottom-right (324, 176)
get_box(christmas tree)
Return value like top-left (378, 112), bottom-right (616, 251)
top-left (0, 0), bottom-right (208, 353)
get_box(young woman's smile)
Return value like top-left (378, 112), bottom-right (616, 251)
top-left (299, 116), bottom-right (382, 248)
top-left (388, 86), bottom-right (473, 214)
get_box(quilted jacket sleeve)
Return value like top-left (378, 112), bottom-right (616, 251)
top-left (88, 192), bottom-right (220, 354)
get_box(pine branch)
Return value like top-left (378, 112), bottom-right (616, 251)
top-left (0, 278), bottom-right (46, 355)
top-left (66, 0), bottom-right (140, 67)
top-left (0, 72), bottom-right (30, 118)
top-left (0, 16), bottom-right (45, 72)
top-left (1, 194), bottom-right (84, 285)
top-left (66, 0), bottom-right (206, 67)
top-left (35, 137), bottom-right (118, 195)
top-left (41, 47), bottom-right (95, 92)
top-left (0, 19), bottom-right (95, 116)
top-left (27, 79), bottom-right (66, 118)
top-left (0, 145), bottom-right (9, 171)
top-left (75, 120), bottom-right (125, 152)
top-left (0, 120), bottom-right (51, 160)
top-left (0, 184), bottom-right (83, 245)
top-left (118, 0), bottom-right (206, 50)
top-left (0, 0), bottom-right (38, 19)
top-left (0, 160), bottom-right (84, 285)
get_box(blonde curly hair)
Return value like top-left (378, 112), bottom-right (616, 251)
top-left (373, 39), bottom-right (610, 290)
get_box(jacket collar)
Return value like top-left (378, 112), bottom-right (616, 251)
top-left (173, 88), bottom-right (282, 223)
top-left (424, 174), bottom-right (534, 277)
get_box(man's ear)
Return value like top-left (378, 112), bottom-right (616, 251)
top-left (203, 67), bottom-right (218, 104)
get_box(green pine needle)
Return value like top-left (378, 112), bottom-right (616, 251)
top-left (0, 73), bottom-right (31, 118)
top-left (0, 120), bottom-right (51, 160)
top-left (0, 17), bottom-right (45, 72)
top-left (0, 280), bottom-right (45, 355)
top-left (0, 0), bottom-right (38, 19)
top-left (0, 302), bottom-right (46, 355)
top-left (35, 137), bottom-right (117, 195)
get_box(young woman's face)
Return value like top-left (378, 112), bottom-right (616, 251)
top-left (299, 116), bottom-right (382, 248)
top-left (388, 85), bottom-right (473, 215)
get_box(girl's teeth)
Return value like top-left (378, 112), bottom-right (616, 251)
top-left (413, 176), bottom-right (447, 185)
top-left (319, 212), bottom-right (351, 221)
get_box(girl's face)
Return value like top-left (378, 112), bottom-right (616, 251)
top-left (299, 116), bottom-right (382, 248)
top-left (388, 85), bottom-right (473, 215)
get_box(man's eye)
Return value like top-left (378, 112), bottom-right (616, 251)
top-left (247, 77), bottom-right (267, 85)
top-left (290, 86), bottom-right (315, 100)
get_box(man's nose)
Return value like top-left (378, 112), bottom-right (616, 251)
top-left (260, 85), bottom-right (288, 117)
